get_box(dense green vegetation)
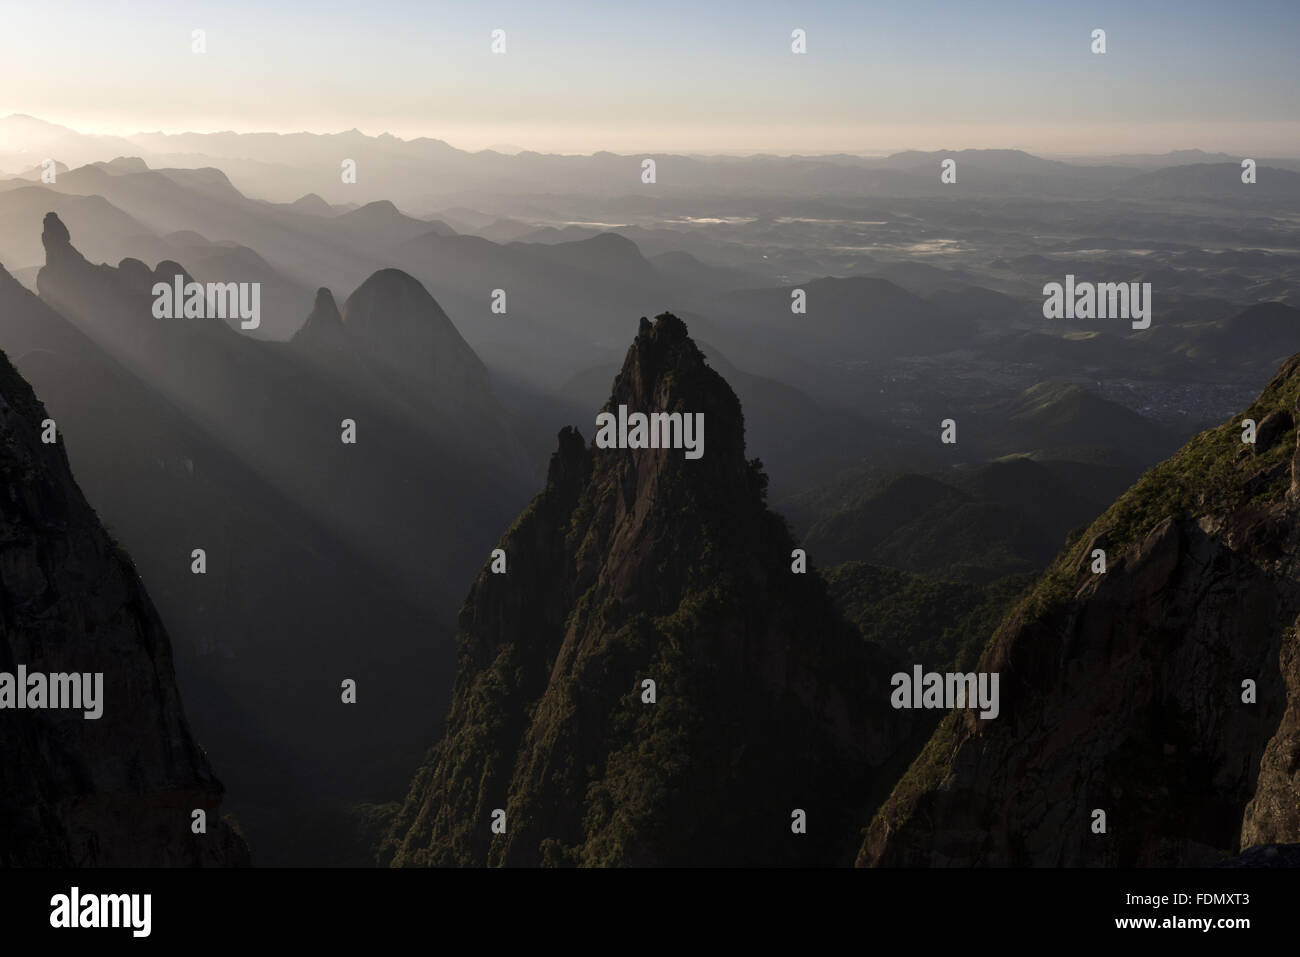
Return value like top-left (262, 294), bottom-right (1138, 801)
top-left (823, 562), bottom-right (1034, 672)
top-left (1021, 354), bottom-right (1300, 624)
top-left (870, 356), bottom-right (1300, 842)
top-left (798, 456), bottom-right (1113, 584)
top-left (385, 315), bottom-right (907, 867)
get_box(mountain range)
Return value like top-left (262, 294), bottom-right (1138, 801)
top-left (6, 115), bottom-right (1300, 210)
top-left (0, 213), bottom-right (532, 862)
top-left (0, 116), bottom-right (1297, 868)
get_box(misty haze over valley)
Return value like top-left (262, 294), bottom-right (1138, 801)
top-left (2, 4), bottom-right (1299, 894)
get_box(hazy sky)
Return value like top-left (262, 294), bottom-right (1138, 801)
top-left (2, 0), bottom-right (1297, 154)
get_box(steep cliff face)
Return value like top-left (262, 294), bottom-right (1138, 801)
top-left (384, 313), bottom-right (914, 867)
top-left (862, 354), bottom-right (1300, 867)
top-left (0, 341), bottom-right (247, 866)
top-left (24, 215), bottom-right (533, 863)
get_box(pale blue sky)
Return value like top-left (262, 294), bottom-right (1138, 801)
top-left (2, 0), bottom-right (1296, 153)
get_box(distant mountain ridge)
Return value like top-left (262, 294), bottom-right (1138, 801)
top-left (8, 115), bottom-right (1294, 207)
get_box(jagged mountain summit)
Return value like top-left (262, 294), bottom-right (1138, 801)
top-left (862, 353), bottom-right (1300, 867)
top-left (0, 342), bottom-right (246, 866)
top-left (292, 286), bottom-right (349, 354)
top-left (382, 313), bottom-right (917, 867)
top-left (17, 212), bottom-right (530, 863)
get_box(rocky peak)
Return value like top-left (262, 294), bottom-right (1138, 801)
top-left (312, 286), bottom-right (341, 316)
top-left (292, 287), bottom-right (350, 353)
top-left (381, 312), bottom-right (913, 868)
top-left (861, 352), bottom-right (1300, 867)
top-left (341, 267), bottom-right (487, 395)
top-left (40, 212), bottom-right (84, 268)
top-left (615, 313), bottom-right (711, 404)
top-left (546, 424), bottom-right (591, 492)
top-left (38, 217), bottom-right (233, 352)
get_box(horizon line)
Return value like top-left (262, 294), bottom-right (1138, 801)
top-left (3, 114), bottom-right (1293, 162)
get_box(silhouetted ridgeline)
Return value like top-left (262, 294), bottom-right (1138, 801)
top-left (0, 329), bottom-right (246, 865)
top-left (382, 314), bottom-right (924, 866)
top-left (3, 213), bottom-right (531, 864)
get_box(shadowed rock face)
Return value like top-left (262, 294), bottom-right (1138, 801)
top-left (341, 267), bottom-right (490, 401)
top-left (862, 354), bottom-right (1300, 868)
top-left (17, 212), bottom-right (535, 864)
top-left (0, 340), bottom-right (247, 866)
top-left (382, 312), bottom-right (918, 868)
top-left (292, 287), bottom-right (350, 354)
